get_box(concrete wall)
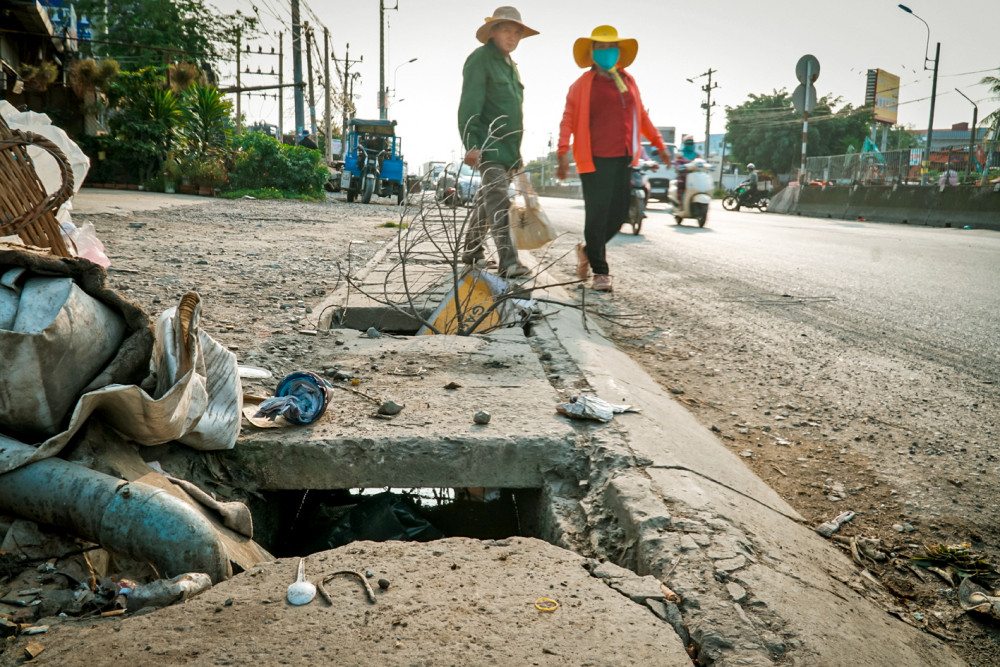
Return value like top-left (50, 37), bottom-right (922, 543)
top-left (791, 184), bottom-right (1000, 230)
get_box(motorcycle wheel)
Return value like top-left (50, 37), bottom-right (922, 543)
top-left (692, 202), bottom-right (708, 228)
top-left (756, 197), bottom-right (769, 212)
top-left (361, 176), bottom-right (375, 204)
top-left (722, 195), bottom-right (738, 211)
top-left (628, 196), bottom-right (643, 235)
top-left (346, 188), bottom-right (356, 203)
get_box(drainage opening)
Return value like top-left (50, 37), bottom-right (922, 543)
top-left (256, 487), bottom-right (542, 558)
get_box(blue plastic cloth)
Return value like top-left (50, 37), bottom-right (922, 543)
top-left (254, 371), bottom-right (332, 424)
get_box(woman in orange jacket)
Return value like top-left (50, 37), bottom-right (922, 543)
top-left (557, 25), bottom-right (669, 292)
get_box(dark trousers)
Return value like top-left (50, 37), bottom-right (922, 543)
top-left (464, 161), bottom-right (519, 270)
top-left (580, 156), bottom-right (631, 275)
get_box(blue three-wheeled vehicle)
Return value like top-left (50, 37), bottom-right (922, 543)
top-left (340, 119), bottom-right (407, 204)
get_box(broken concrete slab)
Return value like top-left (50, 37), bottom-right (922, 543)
top-left (228, 328), bottom-right (583, 490)
top-left (2, 538), bottom-right (695, 666)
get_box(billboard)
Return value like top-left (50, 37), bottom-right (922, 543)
top-left (865, 69), bottom-right (899, 125)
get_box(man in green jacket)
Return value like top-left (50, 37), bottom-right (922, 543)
top-left (457, 6), bottom-right (537, 278)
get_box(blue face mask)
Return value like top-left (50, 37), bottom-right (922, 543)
top-left (592, 47), bottom-right (619, 71)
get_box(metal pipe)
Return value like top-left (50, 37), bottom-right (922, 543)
top-left (0, 436), bottom-right (231, 583)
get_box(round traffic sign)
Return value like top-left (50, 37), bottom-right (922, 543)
top-left (796, 55), bottom-right (820, 84)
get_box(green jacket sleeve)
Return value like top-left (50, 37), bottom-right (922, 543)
top-left (458, 50), bottom-right (488, 151)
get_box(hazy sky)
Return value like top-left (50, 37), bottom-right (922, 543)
top-left (214, 0), bottom-right (1000, 168)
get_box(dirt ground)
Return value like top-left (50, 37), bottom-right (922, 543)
top-left (588, 223), bottom-right (1000, 667)
top-left (1, 192), bottom-right (996, 664)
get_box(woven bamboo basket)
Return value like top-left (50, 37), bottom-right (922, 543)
top-left (0, 115), bottom-right (74, 257)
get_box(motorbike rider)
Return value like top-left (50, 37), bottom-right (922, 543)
top-left (673, 135), bottom-right (699, 206)
top-left (737, 163), bottom-right (759, 207)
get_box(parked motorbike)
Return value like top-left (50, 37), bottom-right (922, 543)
top-left (668, 157), bottom-right (714, 227)
top-left (721, 183), bottom-right (769, 212)
top-left (621, 160), bottom-right (659, 235)
top-left (357, 145), bottom-right (388, 204)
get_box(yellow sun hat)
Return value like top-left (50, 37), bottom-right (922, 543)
top-left (573, 25), bottom-right (638, 69)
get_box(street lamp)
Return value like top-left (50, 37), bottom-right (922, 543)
top-left (898, 4), bottom-right (940, 185)
top-left (385, 57), bottom-right (417, 113)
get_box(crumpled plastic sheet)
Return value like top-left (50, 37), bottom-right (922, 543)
top-left (555, 395), bottom-right (641, 423)
top-left (0, 291), bottom-right (241, 474)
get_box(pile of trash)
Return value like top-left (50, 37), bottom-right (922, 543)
top-left (0, 246), bottom-right (272, 640)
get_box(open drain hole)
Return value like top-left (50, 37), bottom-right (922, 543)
top-left (255, 487), bottom-right (543, 558)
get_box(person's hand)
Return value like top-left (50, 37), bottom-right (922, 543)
top-left (463, 149), bottom-right (481, 167)
top-left (657, 147), bottom-right (671, 164)
top-left (556, 153), bottom-right (570, 181)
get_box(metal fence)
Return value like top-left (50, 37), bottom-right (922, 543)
top-left (804, 142), bottom-right (999, 186)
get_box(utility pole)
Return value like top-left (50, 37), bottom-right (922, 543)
top-left (378, 0), bottom-right (398, 120)
top-left (304, 22), bottom-right (317, 137)
top-left (334, 44), bottom-right (363, 148)
top-left (291, 0), bottom-right (304, 136)
top-left (235, 27), bottom-right (242, 133)
top-left (687, 68), bottom-right (717, 165)
top-left (323, 27), bottom-right (331, 162)
top-left (923, 42), bottom-right (940, 185)
top-left (278, 32), bottom-right (284, 140)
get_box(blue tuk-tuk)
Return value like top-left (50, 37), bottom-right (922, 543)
top-left (340, 118), bottom-right (407, 204)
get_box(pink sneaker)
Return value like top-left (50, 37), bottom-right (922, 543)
top-left (592, 274), bottom-right (613, 292)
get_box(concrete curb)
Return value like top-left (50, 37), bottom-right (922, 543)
top-left (533, 278), bottom-right (964, 666)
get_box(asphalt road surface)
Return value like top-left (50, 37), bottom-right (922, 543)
top-left (541, 196), bottom-right (1000, 382)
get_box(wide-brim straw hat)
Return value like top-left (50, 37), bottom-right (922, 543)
top-left (476, 6), bottom-right (539, 44)
top-left (573, 25), bottom-right (638, 69)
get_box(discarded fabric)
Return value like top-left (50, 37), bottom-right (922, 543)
top-left (256, 371), bottom-right (332, 424)
top-left (556, 395), bottom-right (640, 423)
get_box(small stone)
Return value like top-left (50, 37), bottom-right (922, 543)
top-left (473, 411), bottom-right (491, 425)
top-left (378, 579), bottom-right (390, 590)
top-left (726, 582), bottom-right (747, 602)
top-left (335, 339), bottom-right (345, 346)
top-left (741, 450), bottom-right (752, 458)
top-left (365, 327), bottom-right (381, 338)
top-left (892, 524), bottom-right (905, 533)
top-left (378, 400), bottom-right (404, 416)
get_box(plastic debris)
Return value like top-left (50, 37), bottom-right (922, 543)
top-left (555, 395), bottom-right (640, 423)
top-left (286, 558), bottom-right (316, 606)
top-left (126, 573), bottom-right (212, 612)
top-left (255, 371), bottom-right (332, 424)
top-left (959, 577), bottom-right (1000, 620)
top-left (815, 511), bottom-right (855, 538)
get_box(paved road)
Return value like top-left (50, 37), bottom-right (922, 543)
top-left (540, 196), bottom-right (1000, 382)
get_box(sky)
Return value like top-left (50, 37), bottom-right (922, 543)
top-left (213, 0), bottom-right (1000, 169)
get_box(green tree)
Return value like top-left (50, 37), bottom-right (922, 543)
top-left (102, 67), bottom-right (182, 182)
top-left (75, 0), bottom-right (256, 71)
top-left (981, 72), bottom-right (1000, 136)
top-left (886, 124), bottom-right (922, 150)
top-left (180, 84), bottom-right (232, 159)
top-left (725, 90), bottom-right (874, 173)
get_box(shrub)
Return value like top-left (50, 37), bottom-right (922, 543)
top-left (230, 132), bottom-right (329, 196)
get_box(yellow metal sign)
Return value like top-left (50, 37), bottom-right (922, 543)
top-left (422, 272), bottom-right (501, 335)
